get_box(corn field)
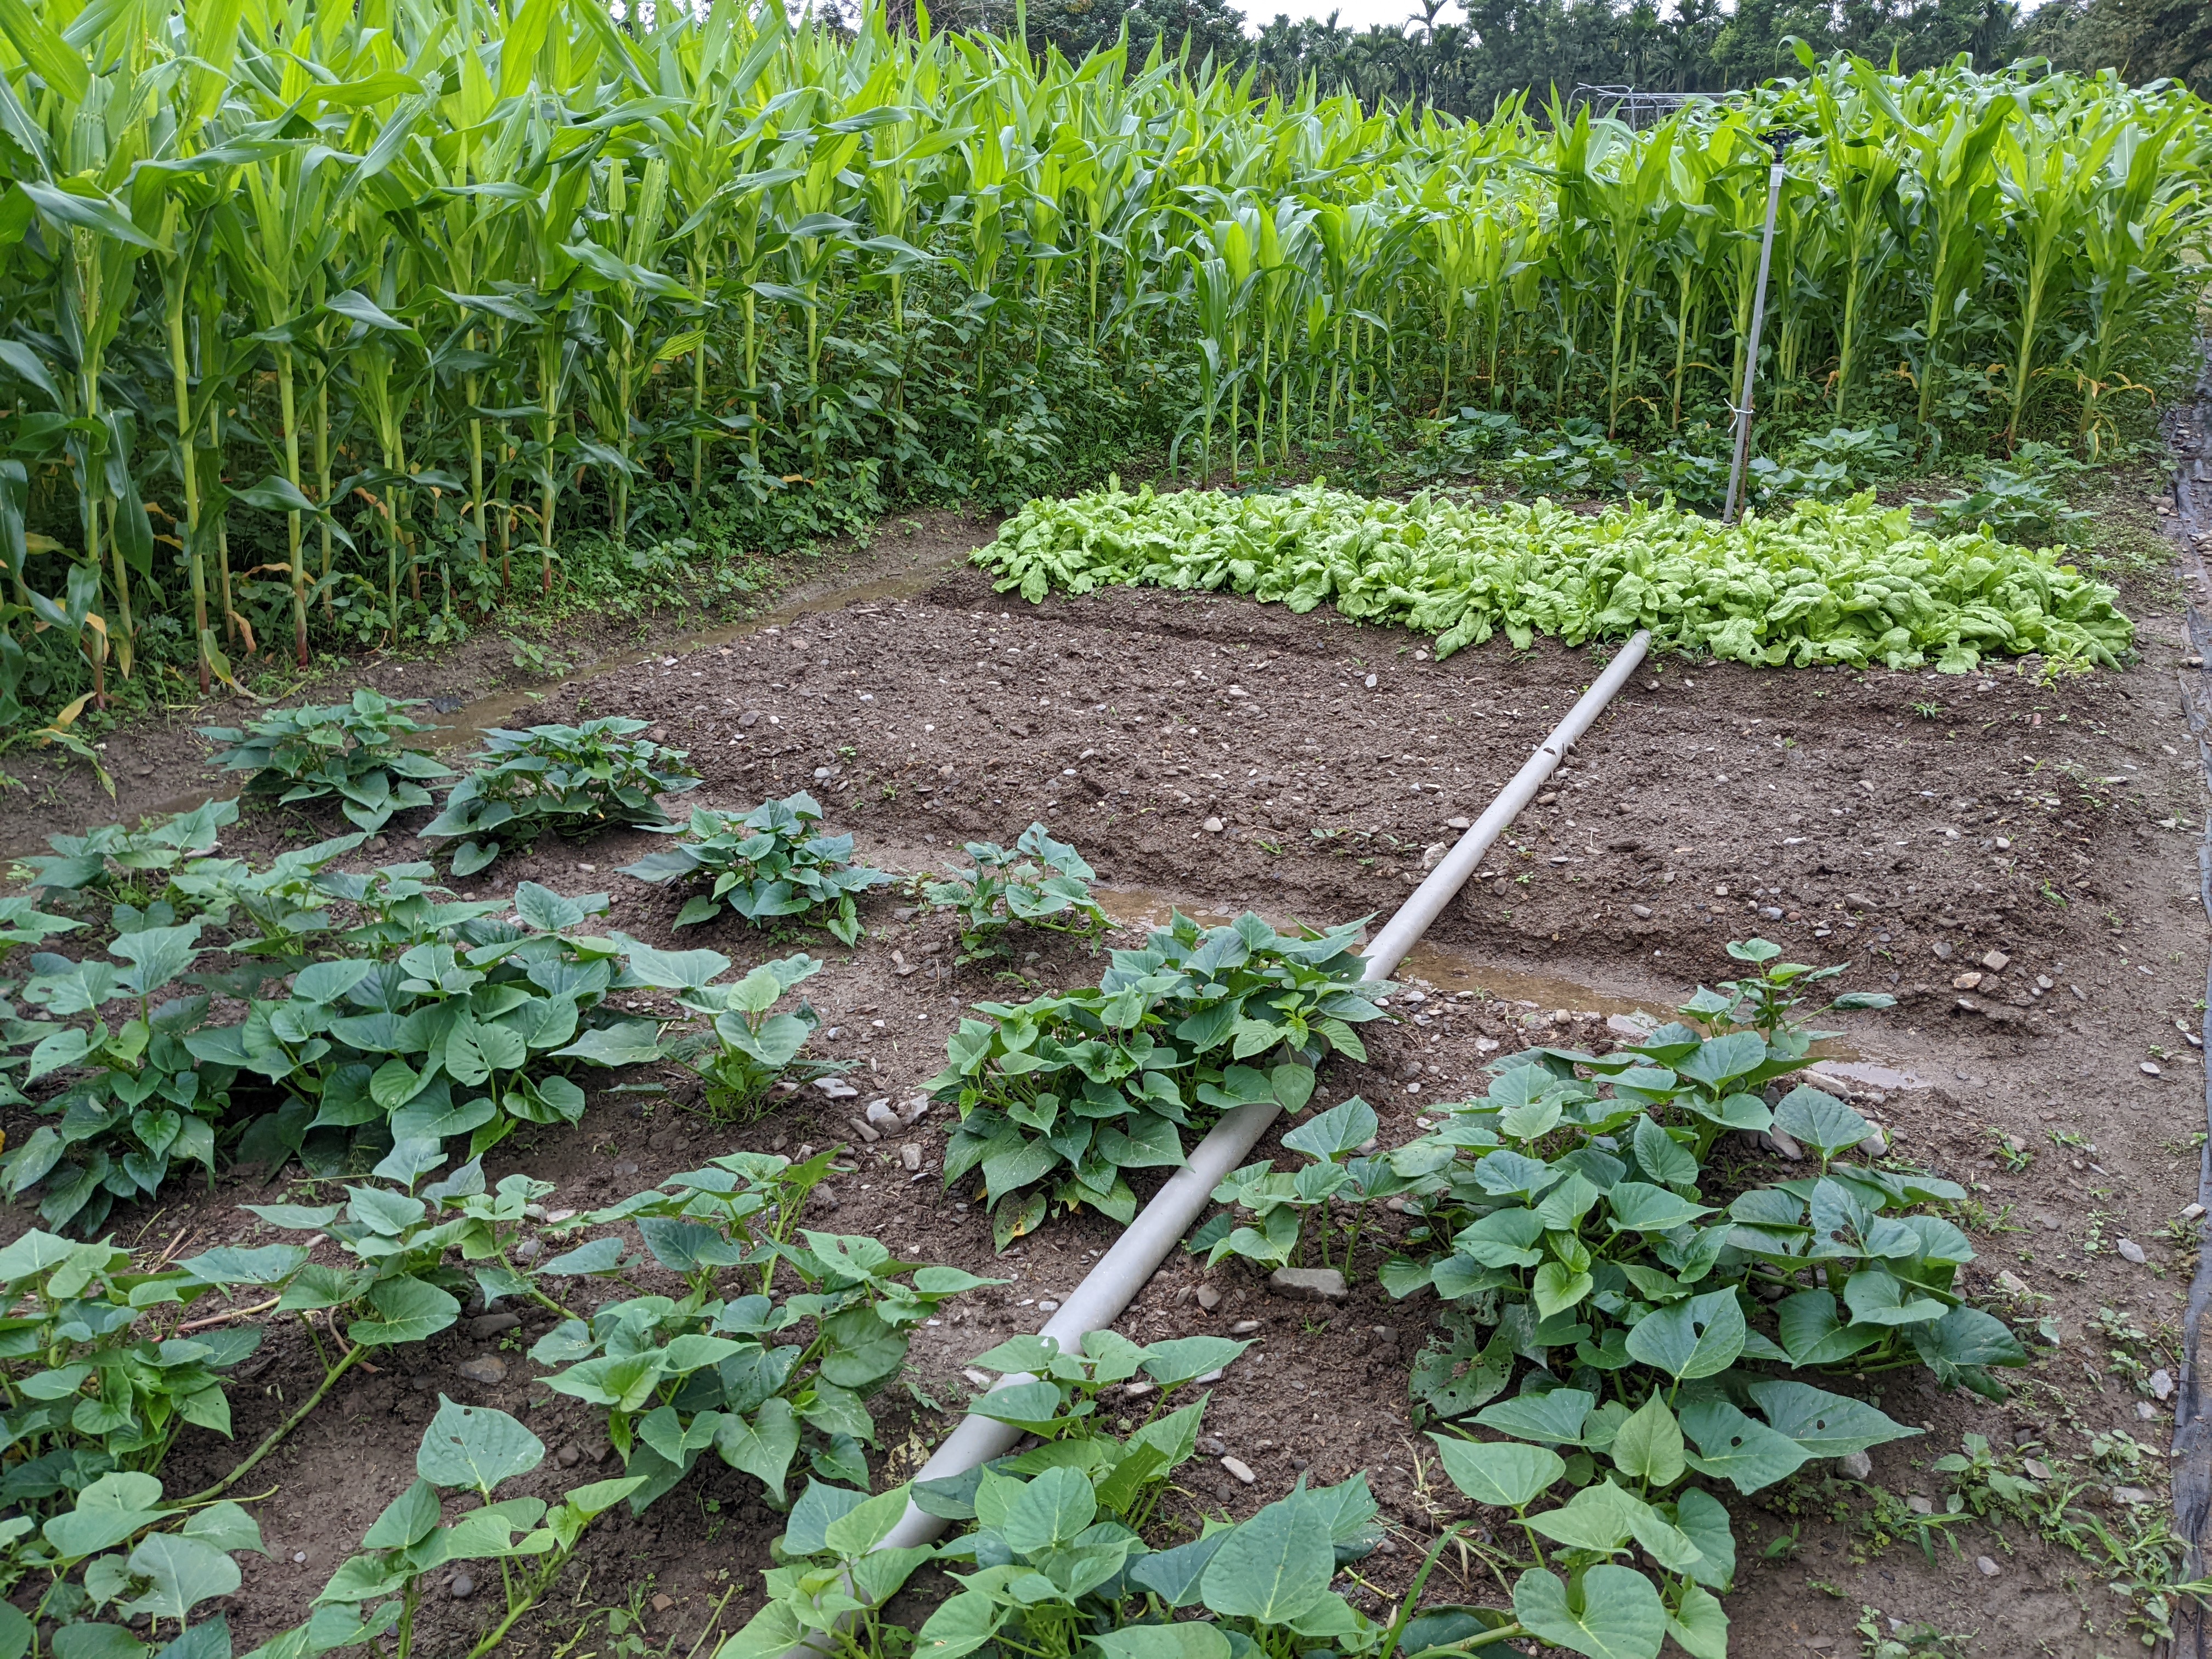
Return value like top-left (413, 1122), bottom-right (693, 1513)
top-left (1, 1), bottom-right (2208, 721)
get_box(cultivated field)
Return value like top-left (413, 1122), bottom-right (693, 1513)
top-left (7, 9), bottom-right (2212, 1659)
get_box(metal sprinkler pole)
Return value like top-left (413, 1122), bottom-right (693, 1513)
top-left (1722, 134), bottom-right (1792, 526)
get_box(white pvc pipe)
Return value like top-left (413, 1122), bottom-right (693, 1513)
top-left (777, 630), bottom-right (1653, 1641)
top-left (1364, 631), bottom-right (1651, 977)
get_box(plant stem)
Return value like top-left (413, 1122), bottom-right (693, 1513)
top-left (1398, 1628), bottom-right (1530, 1657)
top-left (182, 1335), bottom-right (366, 1504)
top-left (396, 1573), bottom-right (421, 1659)
top-left (1378, 1521), bottom-right (1469, 1659)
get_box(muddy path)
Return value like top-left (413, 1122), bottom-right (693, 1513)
top-left (0, 510), bottom-right (997, 862)
top-left (6, 465), bottom-right (2211, 1659)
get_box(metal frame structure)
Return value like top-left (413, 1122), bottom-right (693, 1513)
top-left (1566, 83), bottom-right (1726, 128)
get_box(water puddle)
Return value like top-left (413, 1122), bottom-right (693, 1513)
top-left (1808, 1058), bottom-right (1931, 1092)
top-left (1392, 938), bottom-right (1663, 1021)
top-left (1090, 884), bottom-right (1926, 1089)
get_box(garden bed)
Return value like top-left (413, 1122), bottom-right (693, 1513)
top-left (5, 467), bottom-right (2209, 1659)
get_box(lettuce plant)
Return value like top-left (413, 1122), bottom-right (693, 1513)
top-left (982, 482), bottom-right (2134, 672)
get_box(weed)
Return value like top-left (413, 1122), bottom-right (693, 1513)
top-left (1987, 1127), bottom-right (2034, 1171)
top-left (508, 637), bottom-right (575, 678)
top-left (1855, 1607), bottom-right (1974, 1658)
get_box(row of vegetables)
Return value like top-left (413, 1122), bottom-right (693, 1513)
top-left (2, 0), bottom-right (2205, 714)
top-left (979, 483), bottom-right (2138, 672)
top-left (2, 698), bottom-right (2046, 1656)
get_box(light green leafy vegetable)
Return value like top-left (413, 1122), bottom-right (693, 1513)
top-left (979, 481), bottom-right (2133, 673)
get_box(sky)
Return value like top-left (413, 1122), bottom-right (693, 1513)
top-left (1243, 0), bottom-right (1446, 32)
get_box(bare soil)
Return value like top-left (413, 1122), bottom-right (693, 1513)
top-left (7, 462), bottom-right (2211, 1659)
top-left (0, 511), bottom-right (1001, 863)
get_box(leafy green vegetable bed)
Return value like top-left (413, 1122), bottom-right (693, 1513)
top-left (979, 483), bottom-right (2135, 672)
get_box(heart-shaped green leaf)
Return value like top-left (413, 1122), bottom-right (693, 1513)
top-left (1623, 1288), bottom-right (1745, 1380)
top-left (1427, 1435), bottom-right (1565, 1509)
top-left (416, 1399), bottom-right (545, 1494)
top-left (1511, 1564), bottom-right (1666, 1659)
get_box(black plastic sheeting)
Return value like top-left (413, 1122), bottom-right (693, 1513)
top-left (2168, 359), bottom-right (2212, 1656)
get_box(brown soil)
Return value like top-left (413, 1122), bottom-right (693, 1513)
top-left (6, 461), bottom-right (2210, 1659)
top-left (0, 511), bottom-right (1000, 864)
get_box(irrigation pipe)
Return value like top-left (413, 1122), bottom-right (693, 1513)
top-left (2169, 345), bottom-right (2212, 1657)
top-left (774, 630), bottom-right (1652, 1656)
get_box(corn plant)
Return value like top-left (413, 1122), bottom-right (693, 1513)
top-left (3, 14), bottom-right (2207, 735)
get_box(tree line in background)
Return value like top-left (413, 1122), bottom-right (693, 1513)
top-left (938, 0), bottom-right (2211, 114)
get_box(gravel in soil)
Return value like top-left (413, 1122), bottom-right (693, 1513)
top-left (7, 478), bottom-right (2210, 1659)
